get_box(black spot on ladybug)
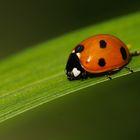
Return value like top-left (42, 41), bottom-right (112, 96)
top-left (98, 58), bottom-right (106, 67)
top-left (120, 47), bottom-right (127, 60)
top-left (75, 44), bottom-right (84, 53)
top-left (99, 40), bottom-right (107, 48)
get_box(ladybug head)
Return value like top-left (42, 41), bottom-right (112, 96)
top-left (65, 52), bottom-right (86, 80)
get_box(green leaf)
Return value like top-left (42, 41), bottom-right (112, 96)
top-left (0, 12), bottom-right (140, 123)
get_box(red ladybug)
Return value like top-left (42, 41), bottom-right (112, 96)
top-left (65, 34), bottom-right (140, 80)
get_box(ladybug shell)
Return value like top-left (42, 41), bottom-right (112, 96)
top-left (76, 34), bottom-right (130, 73)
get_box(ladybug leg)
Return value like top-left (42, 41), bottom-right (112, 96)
top-left (81, 71), bottom-right (88, 80)
top-left (105, 73), bottom-right (112, 80)
top-left (130, 51), bottom-right (140, 57)
top-left (124, 66), bottom-right (133, 73)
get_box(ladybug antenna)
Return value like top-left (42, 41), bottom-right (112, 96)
top-left (130, 51), bottom-right (140, 57)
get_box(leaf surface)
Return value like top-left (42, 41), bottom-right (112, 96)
top-left (0, 12), bottom-right (140, 123)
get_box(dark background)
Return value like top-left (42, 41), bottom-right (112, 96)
top-left (0, 0), bottom-right (140, 58)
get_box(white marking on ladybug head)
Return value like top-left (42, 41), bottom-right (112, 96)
top-left (76, 53), bottom-right (81, 58)
top-left (72, 50), bottom-right (75, 53)
top-left (72, 68), bottom-right (81, 77)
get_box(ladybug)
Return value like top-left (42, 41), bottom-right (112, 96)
top-left (65, 34), bottom-right (140, 80)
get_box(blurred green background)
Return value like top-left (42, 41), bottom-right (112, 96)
top-left (0, 0), bottom-right (140, 140)
top-left (0, 72), bottom-right (140, 140)
top-left (0, 0), bottom-right (140, 58)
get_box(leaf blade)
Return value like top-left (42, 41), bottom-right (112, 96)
top-left (0, 12), bottom-right (140, 123)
